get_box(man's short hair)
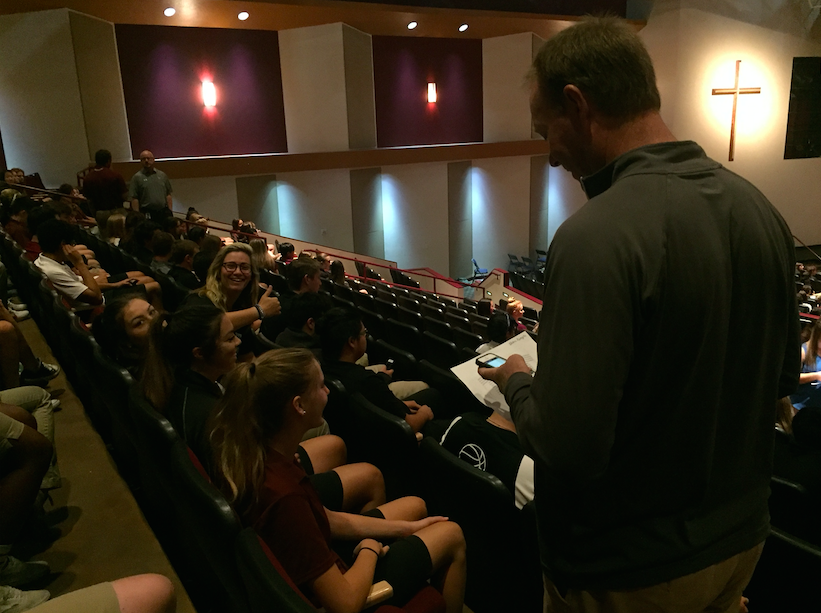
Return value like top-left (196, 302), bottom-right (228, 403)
top-left (133, 221), bottom-right (161, 245)
top-left (9, 196), bottom-right (34, 217)
top-left (152, 231), bottom-right (174, 257)
top-left (287, 257), bottom-right (321, 291)
top-left (28, 205), bottom-right (57, 237)
top-left (162, 216), bottom-right (181, 233)
top-left (169, 239), bottom-right (199, 265)
top-left (530, 16), bottom-right (660, 121)
top-left (37, 219), bottom-right (75, 252)
top-left (95, 149), bottom-right (112, 167)
top-left (288, 292), bottom-right (332, 330)
top-left (487, 311), bottom-right (517, 344)
top-left (317, 307), bottom-right (362, 361)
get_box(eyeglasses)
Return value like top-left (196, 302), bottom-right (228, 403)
top-left (359, 328), bottom-right (368, 337)
top-left (222, 262), bottom-right (251, 273)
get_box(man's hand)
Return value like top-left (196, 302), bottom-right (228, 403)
top-left (63, 244), bottom-right (85, 267)
top-left (404, 400), bottom-right (423, 414)
top-left (478, 353), bottom-right (531, 394)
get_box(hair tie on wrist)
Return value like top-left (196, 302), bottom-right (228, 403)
top-left (358, 547), bottom-right (379, 558)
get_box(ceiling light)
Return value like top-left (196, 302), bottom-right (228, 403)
top-left (163, 7), bottom-right (176, 17)
top-left (459, 24), bottom-right (469, 32)
top-left (407, 21), bottom-right (418, 30)
top-left (238, 11), bottom-right (249, 20)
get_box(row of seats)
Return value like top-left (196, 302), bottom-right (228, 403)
top-left (0, 230), bottom-right (450, 613)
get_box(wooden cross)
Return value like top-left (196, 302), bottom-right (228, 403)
top-left (711, 60), bottom-right (761, 162)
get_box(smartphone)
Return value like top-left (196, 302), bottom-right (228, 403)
top-left (386, 358), bottom-right (395, 369)
top-left (476, 353), bottom-right (506, 369)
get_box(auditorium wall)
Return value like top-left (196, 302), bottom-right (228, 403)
top-left (640, 0), bottom-right (821, 245)
top-left (172, 176), bottom-right (239, 221)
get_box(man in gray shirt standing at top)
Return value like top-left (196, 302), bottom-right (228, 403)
top-left (479, 16), bottom-right (799, 613)
top-left (129, 150), bottom-right (173, 220)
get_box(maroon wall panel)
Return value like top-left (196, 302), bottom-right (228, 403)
top-left (373, 36), bottom-right (482, 147)
top-left (116, 25), bottom-right (287, 159)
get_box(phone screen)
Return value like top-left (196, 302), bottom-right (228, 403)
top-left (484, 356), bottom-right (506, 368)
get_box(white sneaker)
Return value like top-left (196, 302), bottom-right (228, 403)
top-left (7, 303), bottom-right (27, 312)
top-left (10, 311), bottom-right (29, 322)
top-left (0, 586), bottom-right (50, 613)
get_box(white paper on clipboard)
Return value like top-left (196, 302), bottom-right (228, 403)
top-left (450, 331), bottom-right (538, 419)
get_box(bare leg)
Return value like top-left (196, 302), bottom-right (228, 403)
top-left (300, 434), bottom-right (347, 473)
top-left (0, 406), bottom-right (51, 543)
top-left (0, 322), bottom-right (21, 388)
top-left (375, 495), bottom-right (427, 521)
top-left (333, 463), bottom-right (386, 513)
top-left (413, 522), bottom-right (467, 613)
top-left (111, 574), bottom-right (176, 613)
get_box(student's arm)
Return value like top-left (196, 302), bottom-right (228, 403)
top-left (226, 287), bottom-right (281, 330)
top-left (64, 245), bottom-right (103, 305)
top-left (310, 539), bottom-right (383, 613)
top-left (326, 509), bottom-right (445, 541)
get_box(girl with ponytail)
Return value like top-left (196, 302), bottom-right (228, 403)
top-left (209, 349), bottom-right (467, 613)
top-left (142, 309), bottom-right (386, 515)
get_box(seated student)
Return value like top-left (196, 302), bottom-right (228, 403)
top-left (0, 407), bottom-right (52, 593)
top-left (773, 403), bottom-right (821, 498)
top-left (167, 240), bottom-right (202, 290)
top-left (185, 224), bottom-right (206, 248)
top-left (439, 407), bottom-right (534, 510)
top-left (249, 238), bottom-right (278, 273)
top-left (161, 216), bottom-right (185, 240)
top-left (275, 292), bottom-right (332, 356)
top-left (13, 573), bottom-right (176, 613)
top-left (192, 234), bottom-right (222, 283)
top-left (476, 311), bottom-right (519, 355)
top-left (277, 241), bottom-right (295, 266)
top-left (315, 252), bottom-right (331, 278)
top-left (209, 349), bottom-right (467, 613)
top-left (149, 231), bottom-right (174, 275)
top-left (2, 196), bottom-right (34, 250)
top-left (319, 308), bottom-right (448, 435)
top-left (182, 243), bottom-right (280, 361)
top-left (93, 293), bottom-right (158, 376)
top-left (505, 299), bottom-right (527, 332)
top-left (330, 259), bottom-right (348, 287)
top-left (792, 319), bottom-right (821, 410)
top-left (477, 299), bottom-right (494, 318)
top-left (142, 306), bottom-right (384, 513)
top-left (105, 213), bottom-right (126, 246)
top-left (126, 221), bottom-right (161, 265)
top-left (260, 256), bottom-right (321, 342)
top-left (34, 219), bottom-right (160, 309)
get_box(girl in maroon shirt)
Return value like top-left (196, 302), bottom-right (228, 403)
top-left (210, 348), bottom-right (467, 613)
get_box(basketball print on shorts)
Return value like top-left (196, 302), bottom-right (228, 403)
top-left (459, 443), bottom-right (487, 471)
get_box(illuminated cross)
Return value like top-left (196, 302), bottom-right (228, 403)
top-left (711, 60), bottom-right (761, 162)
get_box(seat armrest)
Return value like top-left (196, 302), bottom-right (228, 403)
top-left (365, 580), bottom-right (394, 607)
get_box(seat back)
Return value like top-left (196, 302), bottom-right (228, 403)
top-left (397, 295), bottom-right (420, 312)
top-left (359, 307), bottom-right (386, 340)
top-left (423, 317), bottom-right (453, 342)
top-left (375, 286), bottom-right (396, 303)
top-left (422, 332), bottom-right (460, 369)
top-left (353, 290), bottom-right (376, 310)
top-left (155, 273), bottom-right (189, 312)
top-left (235, 528), bottom-right (316, 613)
top-left (386, 319), bottom-right (425, 359)
top-left (421, 303), bottom-right (445, 322)
top-left (453, 328), bottom-right (484, 352)
top-left (444, 312), bottom-right (471, 332)
top-left (397, 306), bottom-right (424, 329)
top-left (375, 297), bottom-right (399, 321)
top-left (471, 321), bottom-right (488, 341)
top-left (324, 377), bottom-right (356, 448)
top-left (369, 338), bottom-right (419, 381)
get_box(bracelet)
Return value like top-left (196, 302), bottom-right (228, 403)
top-left (254, 304), bottom-right (264, 320)
top-left (358, 547), bottom-right (379, 558)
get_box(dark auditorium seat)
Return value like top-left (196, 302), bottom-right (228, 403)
top-left (423, 316), bottom-right (453, 342)
top-left (353, 290), bottom-right (376, 310)
top-left (398, 295), bottom-right (421, 312)
top-left (453, 328), bottom-right (484, 352)
top-left (375, 297), bottom-right (400, 321)
top-left (386, 319), bottom-right (425, 359)
top-left (397, 305), bottom-right (425, 330)
top-left (358, 307), bottom-right (386, 339)
top-left (421, 303), bottom-right (445, 322)
top-left (444, 312), bottom-right (472, 333)
top-left (369, 338), bottom-right (419, 381)
top-left (422, 332), bottom-right (460, 369)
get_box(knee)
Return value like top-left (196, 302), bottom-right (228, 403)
top-left (361, 462), bottom-right (385, 492)
top-left (327, 434), bottom-right (347, 464)
top-left (0, 321), bottom-right (15, 338)
top-left (440, 521), bottom-right (466, 553)
top-left (112, 574), bottom-right (176, 613)
top-left (2, 405), bottom-right (36, 430)
top-left (405, 495), bottom-right (428, 519)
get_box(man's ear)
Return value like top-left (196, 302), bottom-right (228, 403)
top-left (305, 318), bottom-right (315, 334)
top-left (192, 346), bottom-right (205, 361)
top-left (562, 84), bottom-right (590, 123)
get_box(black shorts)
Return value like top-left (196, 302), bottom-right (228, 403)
top-left (298, 444), bottom-right (345, 512)
top-left (373, 535), bottom-right (432, 607)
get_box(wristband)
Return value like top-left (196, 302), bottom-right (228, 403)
top-left (254, 304), bottom-right (264, 320)
top-left (358, 547), bottom-right (379, 558)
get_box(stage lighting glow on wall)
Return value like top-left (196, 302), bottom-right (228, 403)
top-left (427, 82), bottom-right (437, 103)
top-left (202, 80), bottom-right (217, 107)
top-left (163, 7), bottom-right (176, 16)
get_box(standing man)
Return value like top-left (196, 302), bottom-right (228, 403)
top-left (81, 149), bottom-right (128, 233)
top-left (479, 17), bottom-right (799, 612)
top-left (129, 150), bottom-right (173, 220)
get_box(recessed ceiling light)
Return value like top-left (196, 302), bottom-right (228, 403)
top-left (407, 21), bottom-right (418, 30)
top-left (238, 11), bottom-right (249, 21)
top-left (163, 7), bottom-right (176, 17)
top-left (459, 24), bottom-right (469, 32)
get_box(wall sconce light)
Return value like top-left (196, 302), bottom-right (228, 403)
top-left (238, 11), bottom-right (249, 20)
top-left (407, 21), bottom-right (418, 30)
top-left (202, 80), bottom-right (217, 107)
top-left (427, 82), bottom-right (437, 103)
top-left (163, 7), bottom-right (176, 16)
top-left (458, 24), bottom-right (469, 32)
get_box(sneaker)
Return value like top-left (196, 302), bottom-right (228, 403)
top-left (48, 399), bottom-right (60, 412)
top-left (6, 303), bottom-right (27, 312)
top-left (0, 586), bottom-right (50, 613)
top-left (10, 311), bottom-right (29, 322)
top-left (0, 556), bottom-right (49, 588)
top-left (19, 363), bottom-right (59, 387)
